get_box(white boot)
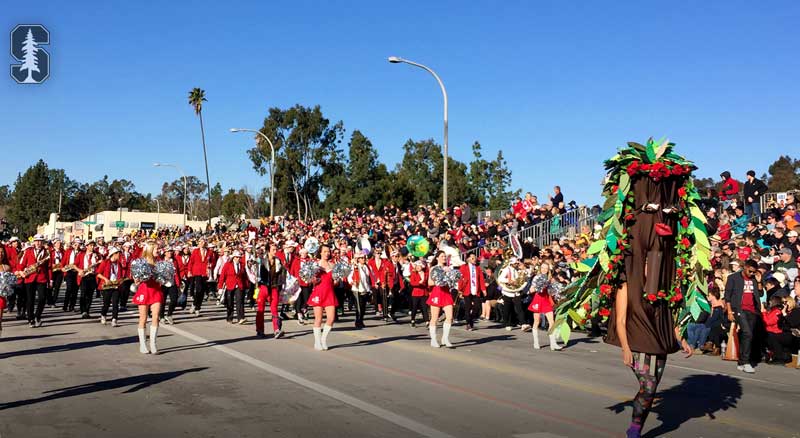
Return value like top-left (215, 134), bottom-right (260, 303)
top-left (313, 327), bottom-right (323, 350)
top-left (429, 323), bottom-right (440, 348)
top-left (138, 328), bottom-right (149, 354)
top-left (532, 330), bottom-right (541, 349)
top-left (150, 326), bottom-right (159, 355)
top-left (321, 325), bottom-right (332, 351)
top-left (549, 333), bottom-right (562, 351)
top-left (441, 322), bottom-right (453, 348)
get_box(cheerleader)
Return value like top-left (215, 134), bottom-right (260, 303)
top-left (409, 260), bottom-right (429, 328)
top-left (527, 263), bottom-right (561, 351)
top-left (0, 245), bottom-right (16, 338)
top-left (427, 251), bottom-right (454, 348)
top-left (131, 242), bottom-right (164, 355)
top-left (308, 244), bottom-right (338, 351)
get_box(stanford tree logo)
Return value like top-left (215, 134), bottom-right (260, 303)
top-left (10, 24), bottom-right (50, 84)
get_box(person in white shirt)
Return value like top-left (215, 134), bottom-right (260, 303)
top-left (347, 251), bottom-right (371, 329)
top-left (497, 257), bottom-right (531, 332)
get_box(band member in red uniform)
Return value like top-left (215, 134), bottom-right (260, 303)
top-left (458, 253), bottom-right (486, 331)
top-left (308, 244), bottom-right (338, 350)
top-left (62, 238), bottom-right (82, 312)
top-left (257, 243), bottom-right (285, 338)
top-left (409, 260), bottom-right (429, 328)
top-left (0, 245), bottom-right (17, 337)
top-left (217, 250), bottom-right (249, 324)
top-left (427, 251), bottom-right (454, 348)
top-left (368, 246), bottom-right (393, 320)
top-left (347, 251), bottom-right (370, 329)
top-left (176, 245), bottom-right (192, 311)
top-left (159, 247), bottom-right (181, 324)
top-left (132, 242), bottom-right (163, 354)
top-left (119, 242), bottom-right (134, 312)
top-left (48, 239), bottom-right (65, 307)
top-left (17, 234), bottom-right (52, 328)
top-left (187, 238), bottom-right (211, 316)
top-left (78, 241), bottom-right (100, 319)
top-left (97, 247), bottom-right (123, 327)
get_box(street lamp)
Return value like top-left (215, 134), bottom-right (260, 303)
top-left (230, 128), bottom-right (275, 218)
top-left (388, 56), bottom-right (449, 210)
top-left (153, 162), bottom-right (187, 226)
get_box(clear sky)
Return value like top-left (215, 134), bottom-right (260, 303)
top-left (2, 1), bottom-right (798, 207)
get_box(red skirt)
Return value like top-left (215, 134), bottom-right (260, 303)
top-left (132, 280), bottom-right (164, 307)
top-left (426, 286), bottom-right (454, 308)
top-left (307, 272), bottom-right (339, 308)
top-left (528, 292), bottom-right (553, 313)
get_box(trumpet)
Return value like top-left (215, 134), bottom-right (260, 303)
top-left (101, 279), bottom-right (122, 290)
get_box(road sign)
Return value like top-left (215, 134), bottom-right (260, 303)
top-left (115, 221), bottom-right (125, 228)
top-left (82, 221), bottom-right (96, 225)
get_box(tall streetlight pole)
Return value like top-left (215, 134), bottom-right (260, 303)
top-left (230, 128), bottom-right (275, 218)
top-left (388, 56), bottom-right (449, 210)
top-left (153, 162), bottom-right (187, 227)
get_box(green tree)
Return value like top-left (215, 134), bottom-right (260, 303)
top-left (395, 138), bottom-right (469, 208)
top-left (188, 87), bottom-right (212, 223)
top-left (221, 189), bottom-right (246, 220)
top-left (766, 155), bottom-right (800, 192)
top-left (8, 159), bottom-right (53, 235)
top-left (486, 150), bottom-right (518, 209)
top-left (247, 105), bottom-right (344, 219)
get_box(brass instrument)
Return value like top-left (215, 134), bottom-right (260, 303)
top-left (82, 260), bottom-right (102, 276)
top-left (101, 279), bottom-right (122, 290)
top-left (62, 264), bottom-right (79, 272)
top-left (23, 255), bottom-right (50, 277)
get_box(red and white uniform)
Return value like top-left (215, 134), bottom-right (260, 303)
top-left (458, 263), bottom-right (486, 297)
top-left (217, 259), bottom-right (249, 291)
top-left (188, 247), bottom-right (212, 278)
top-left (528, 274), bottom-right (554, 314)
top-left (308, 269), bottom-right (338, 308)
top-left (96, 258), bottom-right (122, 290)
top-left (409, 269), bottom-right (428, 297)
top-left (18, 246), bottom-right (51, 284)
top-left (132, 277), bottom-right (163, 306)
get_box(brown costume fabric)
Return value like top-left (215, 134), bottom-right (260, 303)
top-left (605, 175), bottom-right (683, 355)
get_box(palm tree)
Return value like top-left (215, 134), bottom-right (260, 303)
top-left (188, 87), bottom-right (212, 226)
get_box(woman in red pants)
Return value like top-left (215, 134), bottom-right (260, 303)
top-left (258, 243), bottom-right (285, 339)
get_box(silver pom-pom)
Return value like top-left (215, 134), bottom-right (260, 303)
top-left (130, 258), bottom-right (154, 283)
top-left (530, 274), bottom-right (549, 293)
top-left (0, 271), bottom-right (17, 298)
top-left (430, 266), bottom-right (447, 286)
top-left (444, 269), bottom-right (462, 289)
top-left (299, 261), bottom-right (320, 283)
top-left (549, 282), bottom-right (565, 302)
top-left (332, 261), bottom-right (352, 282)
top-left (154, 260), bottom-right (176, 287)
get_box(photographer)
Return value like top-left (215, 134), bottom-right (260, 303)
top-left (762, 295), bottom-right (793, 364)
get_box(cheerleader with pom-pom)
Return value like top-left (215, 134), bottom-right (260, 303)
top-left (527, 263), bottom-right (562, 351)
top-left (131, 242), bottom-right (163, 355)
top-left (307, 244), bottom-right (338, 350)
top-left (427, 251), bottom-right (455, 348)
top-left (0, 245), bottom-right (17, 338)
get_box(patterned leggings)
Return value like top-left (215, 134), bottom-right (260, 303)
top-left (630, 352), bottom-right (666, 427)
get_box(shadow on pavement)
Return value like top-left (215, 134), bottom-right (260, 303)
top-left (332, 334), bottom-right (428, 349)
top-left (606, 374), bottom-right (742, 438)
top-left (0, 332), bottom-right (76, 342)
top-left (456, 334), bottom-right (516, 347)
top-left (0, 367), bottom-right (208, 411)
top-left (0, 335), bottom-right (170, 360)
top-left (157, 335), bottom-right (260, 354)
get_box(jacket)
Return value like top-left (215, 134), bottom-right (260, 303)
top-left (743, 178), bottom-right (768, 203)
top-left (217, 260), bottom-right (249, 291)
top-left (18, 247), bottom-right (51, 284)
top-left (457, 263), bottom-right (486, 296)
top-left (719, 177), bottom-right (740, 201)
top-left (723, 271), bottom-right (763, 314)
top-left (188, 247), bottom-right (212, 278)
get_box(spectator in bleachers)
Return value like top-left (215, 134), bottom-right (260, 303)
top-left (743, 170), bottom-right (768, 222)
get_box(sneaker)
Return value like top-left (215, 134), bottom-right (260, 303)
top-left (166, 316), bottom-right (174, 325)
top-left (274, 330), bottom-right (284, 339)
top-left (238, 318), bottom-right (247, 325)
top-left (742, 364), bottom-right (755, 374)
top-left (81, 312), bottom-right (89, 319)
top-left (736, 365), bottom-right (745, 372)
top-left (111, 319), bottom-right (119, 327)
top-left (521, 324), bottom-right (532, 332)
top-left (29, 322), bottom-right (35, 328)
top-left (100, 315), bottom-right (107, 325)
top-left (411, 321), bottom-right (416, 328)
top-left (505, 326), bottom-right (513, 332)
top-left (195, 310), bottom-right (201, 317)
top-left (36, 319), bottom-right (43, 328)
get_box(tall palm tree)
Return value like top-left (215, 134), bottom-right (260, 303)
top-left (188, 87), bottom-right (212, 226)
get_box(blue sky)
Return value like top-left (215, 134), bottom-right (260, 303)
top-left (2, 1), bottom-right (799, 207)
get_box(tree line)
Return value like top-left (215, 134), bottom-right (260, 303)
top-left (1, 104), bottom-right (519, 235)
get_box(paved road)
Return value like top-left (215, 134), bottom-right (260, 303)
top-left (1, 298), bottom-right (797, 438)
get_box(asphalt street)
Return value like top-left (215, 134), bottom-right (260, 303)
top-left (1, 296), bottom-right (797, 438)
